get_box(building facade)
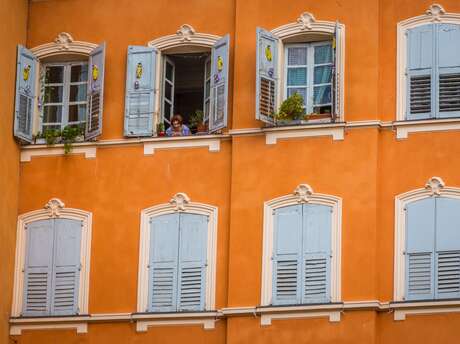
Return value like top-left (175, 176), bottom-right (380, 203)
top-left (2, 0), bottom-right (460, 343)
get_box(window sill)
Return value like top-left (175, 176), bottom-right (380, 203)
top-left (257, 303), bottom-right (342, 325)
top-left (390, 299), bottom-right (460, 321)
top-left (263, 122), bottom-right (345, 144)
top-left (394, 118), bottom-right (460, 139)
top-left (133, 311), bottom-right (219, 332)
top-left (10, 315), bottom-right (90, 335)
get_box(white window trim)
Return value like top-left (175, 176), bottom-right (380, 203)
top-left (137, 192), bottom-right (218, 313)
top-left (261, 184), bottom-right (342, 306)
top-left (271, 11), bottom-right (345, 122)
top-left (396, 4), bottom-right (460, 121)
top-left (394, 176), bottom-right (460, 301)
top-left (11, 198), bottom-right (92, 317)
top-left (147, 24), bottom-right (221, 133)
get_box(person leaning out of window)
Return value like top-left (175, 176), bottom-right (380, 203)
top-left (166, 114), bottom-right (191, 137)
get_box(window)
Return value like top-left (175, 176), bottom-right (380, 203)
top-left (11, 199), bottom-right (92, 318)
top-left (405, 23), bottom-right (460, 120)
top-left (261, 184), bottom-right (341, 306)
top-left (255, 13), bottom-right (345, 126)
top-left (123, 30), bottom-right (230, 137)
top-left (13, 38), bottom-right (106, 143)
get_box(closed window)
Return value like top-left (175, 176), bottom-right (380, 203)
top-left (22, 218), bottom-right (82, 316)
top-left (405, 197), bottom-right (460, 300)
top-left (406, 23), bottom-right (460, 120)
top-left (148, 213), bottom-right (208, 312)
top-left (272, 203), bottom-right (332, 305)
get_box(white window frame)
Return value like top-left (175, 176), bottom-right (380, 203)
top-left (394, 176), bottom-right (460, 301)
top-left (261, 184), bottom-right (342, 306)
top-left (40, 61), bottom-right (88, 132)
top-left (11, 198), bottom-right (92, 317)
top-left (284, 41), bottom-right (333, 115)
top-left (137, 193), bottom-right (218, 312)
top-left (396, 4), bottom-right (460, 121)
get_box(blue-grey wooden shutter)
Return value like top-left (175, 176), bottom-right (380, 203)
top-left (149, 213), bottom-right (180, 312)
top-left (178, 213), bottom-right (208, 311)
top-left (405, 198), bottom-right (436, 300)
top-left (209, 34), bottom-right (230, 133)
top-left (14, 45), bottom-right (37, 143)
top-left (22, 219), bottom-right (54, 316)
top-left (434, 197), bottom-right (460, 299)
top-left (256, 28), bottom-right (278, 125)
top-left (436, 23), bottom-right (460, 118)
top-left (272, 204), bottom-right (302, 305)
top-left (51, 219), bottom-right (82, 315)
top-left (86, 43), bottom-right (106, 139)
top-left (302, 204), bottom-right (332, 304)
top-left (406, 24), bottom-right (435, 120)
top-left (124, 46), bottom-right (157, 136)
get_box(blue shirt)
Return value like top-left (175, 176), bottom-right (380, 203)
top-left (166, 125), bottom-right (191, 137)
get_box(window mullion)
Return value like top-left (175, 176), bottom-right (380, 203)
top-left (49, 219), bottom-right (57, 315)
top-left (307, 44), bottom-right (314, 114)
top-left (175, 214), bottom-right (182, 312)
top-left (62, 64), bottom-right (71, 129)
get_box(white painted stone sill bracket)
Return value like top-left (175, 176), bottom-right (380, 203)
top-left (263, 122), bottom-right (346, 144)
top-left (393, 118), bottom-right (460, 139)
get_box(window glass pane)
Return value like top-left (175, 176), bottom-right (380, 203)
top-left (43, 105), bottom-right (62, 123)
top-left (69, 84), bottom-right (87, 102)
top-left (44, 86), bottom-right (63, 103)
top-left (314, 45), bottom-right (332, 64)
top-left (70, 64), bottom-right (88, 82)
top-left (287, 68), bottom-right (307, 86)
top-left (288, 47), bottom-right (307, 65)
top-left (205, 59), bottom-right (211, 79)
top-left (165, 62), bottom-right (173, 81)
top-left (42, 124), bottom-right (61, 131)
top-left (45, 66), bottom-right (64, 84)
top-left (205, 80), bottom-right (210, 98)
top-left (314, 65), bottom-right (332, 84)
top-left (313, 85), bottom-right (332, 105)
top-left (165, 82), bottom-right (172, 100)
top-left (164, 102), bottom-right (171, 118)
top-left (287, 88), bottom-right (307, 107)
top-left (68, 104), bottom-right (87, 122)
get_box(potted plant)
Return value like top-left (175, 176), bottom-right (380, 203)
top-left (157, 122), bottom-right (166, 137)
top-left (61, 125), bottom-right (84, 154)
top-left (189, 110), bottom-right (207, 134)
top-left (274, 93), bottom-right (307, 125)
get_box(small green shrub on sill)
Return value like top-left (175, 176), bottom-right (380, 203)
top-left (61, 125), bottom-right (84, 154)
top-left (42, 128), bottom-right (61, 146)
top-left (274, 93), bottom-right (307, 122)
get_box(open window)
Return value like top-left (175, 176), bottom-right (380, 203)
top-left (256, 13), bottom-right (344, 126)
top-left (124, 29), bottom-right (229, 137)
top-left (13, 35), bottom-right (105, 144)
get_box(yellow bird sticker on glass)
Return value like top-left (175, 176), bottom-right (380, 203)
top-left (22, 65), bottom-right (31, 81)
top-left (265, 45), bottom-right (272, 62)
top-left (217, 56), bottom-right (224, 72)
top-left (136, 62), bottom-right (143, 79)
top-left (92, 64), bottom-right (99, 81)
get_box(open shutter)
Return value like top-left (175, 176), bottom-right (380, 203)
top-left (302, 204), bottom-right (332, 304)
top-left (86, 43), bottom-right (106, 139)
top-left (272, 205), bottom-right (302, 305)
top-left (405, 198), bottom-right (436, 300)
top-left (332, 22), bottom-right (342, 121)
top-left (437, 23), bottom-right (460, 117)
top-left (124, 46), bottom-right (157, 136)
top-left (149, 214), bottom-right (179, 312)
top-left (14, 45), bottom-right (37, 143)
top-left (51, 219), bottom-right (82, 315)
top-left (23, 220), bottom-right (54, 316)
top-left (406, 24), bottom-right (435, 120)
top-left (435, 197), bottom-right (460, 299)
top-left (178, 213), bottom-right (207, 311)
top-left (162, 57), bottom-right (175, 126)
top-left (209, 34), bottom-right (230, 133)
top-left (256, 28), bottom-right (278, 125)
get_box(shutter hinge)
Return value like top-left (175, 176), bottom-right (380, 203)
top-left (270, 256), bottom-right (274, 261)
top-left (403, 207), bottom-right (407, 211)
top-left (77, 307), bottom-right (80, 314)
top-left (79, 264), bottom-right (82, 271)
top-left (21, 268), bottom-right (25, 273)
top-left (147, 264), bottom-right (151, 269)
top-left (403, 251), bottom-right (406, 255)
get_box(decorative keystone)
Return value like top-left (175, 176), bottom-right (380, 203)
top-left (297, 12), bottom-right (316, 30)
top-left (44, 198), bottom-right (65, 218)
top-left (294, 184), bottom-right (313, 203)
top-left (170, 192), bottom-right (191, 211)
top-left (176, 24), bottom-right (196, 42)
top-left (426, 4), bottom-right (446, 22)
top-left (54, 32), bottom-right (74, 50)
top-left (425, 176), bottom-right (445, 196)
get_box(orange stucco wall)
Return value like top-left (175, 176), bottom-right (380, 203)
top-left (5, 0), bottom-right (460, 343)
top-left (0, 0), bottom-right (27, 343)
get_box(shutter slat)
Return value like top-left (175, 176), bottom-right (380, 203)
top-left (439, 73), bottom-right (460, 112)
top-left (86, 43), bottom-right (105, 139)
top-left (409, 75), bottom-right (432, 114)
top-left (407, 253), bottom-right (433, 296)
top-left (436, 251), bottom-right (460, 297)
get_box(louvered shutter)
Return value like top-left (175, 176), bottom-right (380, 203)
top-left (436, 23), bottom-right (460, 117)
top-left (332, 22), bottom-right (342, 120)
top-left (124, 46), bottom-right (157, 136)
top-left (149, 214), bottom-right (180, 312)
top-left (178, 213), bottom-right (207, 311)
top-left (405, 198), bottom-right (436, 300)
top-left (256, 28), bottom-right (278, 125)
top-left (302, 204), bottom-right (332, 304)
top-left (434, 197), bottom-right (460, 299)
top-left (209, 34), bottom-right (230, 133)
top-left (406, 24), bottom-right (435, 120)
top-left (86, 43), bottom-right (106, 139)
top-left (51, 219), bottom-right (82, 315)
top-left (22, 220), bottom-right (54, 316)
top-left (272, 205), bottom-right (302, 305)
top-left (14, 45), bottom-right (37, 143)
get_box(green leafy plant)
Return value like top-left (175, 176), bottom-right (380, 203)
top-left (61, 125), bottom-right (84, 154)
top-left (42, 128), bottom-right (61, 146)
top-left (157, 122), bottom-right (165, 136)
top-left (274, 93), bottom-right (306, 121)
top-left (189, 110), bottom-right (204, 130)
